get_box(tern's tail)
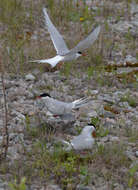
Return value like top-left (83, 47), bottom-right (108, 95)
top-left (29, 55), bottom-right (63, 68)
top-left (72, 97), bottom-right (91, 109)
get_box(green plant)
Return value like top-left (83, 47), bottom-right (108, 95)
top-left (97, 144), bottom-right (105, 155)
top-left (79, 166), bottom-right (91, 185)
top-left (87, 66), bottom-right (94, 79)
top-left (120, 93), bottom-right (137, 107)
top-left (9, 177), bottom-right (27, 190)
top-left (128, 164), bottom-right (138, 188)
top-left (90, 116), bottom-right (100, 127)
top-left (96, 127), bottom-right (109, 137)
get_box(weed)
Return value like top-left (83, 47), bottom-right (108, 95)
top-left (90, 116), bottom-right (100, 128)
top-left (128, 164), bottom-right (138, 188)
top-left (96, 126), bottom-right (109, 137)
top-left (120, 93), bottom-right (137, 108)
top-left (9, 177), bottom-right (27, 190)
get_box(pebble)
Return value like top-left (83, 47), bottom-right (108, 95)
top-left (45, 184), bottom-right (62, 190)
top-left (113, 183), bottom-right (124, 190)
top-left (109, 136), bottom-right (120, 142)
top-left (125, 151), bottom-right (136, 161)
top-left (76, 185), bottom-right (92, 190)
top-left (87, 110), bottom-right (98, 118)
top-left (124, 55), bottom-right (137, 64)
top-left (25, 74), bottom-right (35, 81)
top-left (135, 151), bottom-right (138, 157)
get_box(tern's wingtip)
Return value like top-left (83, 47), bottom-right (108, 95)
top-left (42, 7), bottom-right (47, 13)
top-left (96, 25), bottom-right (101, 32)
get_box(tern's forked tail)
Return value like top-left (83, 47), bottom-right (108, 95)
top-left (72, 97), bottom-right (91, 109)
top-left (29, 55), bottom-right (63, 68)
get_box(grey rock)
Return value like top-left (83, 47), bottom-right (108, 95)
top-left (9, 133), bottom-right (24, 144)
top-left (113, 183), bottom-right (124, 190)
top-left (129, 160), bottom-right (138, 169)
top-left (91, 6), bottom-right (99, 12)
top-left (98, 94), bottom-right (115, 104)
top-left (95, 184), bottom-right (109, 190)
top-left (88, 100), bottom-right (103, 110)
top-left (101, 109), bottom-right (115, 119)
top-left (32, 68), bottom-right (40, 76)
top-left (131, 3), bottom-right (138, 15)
top-left (105, 118), bottom-right (116, 125)
top-left (124, 55), bottom-right (137, 64)
top-left (87, 110), bottom-right (98, 118)
top-left (100, 136), bottom-right (109, 143)
top-left (0, 180), bottom-right (8, 190)
top-left (135, 151), bottom-right (138, 157)
top-left (109, 136), bottom-right (119, 142)
top-left (119, 102), bottom-right (132, 109)
top-left (131, 19), bottom-right (138, 27)
top-left (125, 151), bottom-right (136, 161)
top-left (76, 185), bottom-right (92, 190)
top-left (0, 120), bottom-right (3, 128)
top-left (45, 184), bottom-right (62, 190)
top-left (0, 136), bottom-right (3, 144)
top-left (4, 80), bottom-right (16, 89)
top-left (113, 21), bottom-right (133, 33)
top-left (90, 90), bottom-right (99, 95)
top-left (8, 146), bottom-right (20, 160)
top-left (25, 74), bottom-right (35, 81)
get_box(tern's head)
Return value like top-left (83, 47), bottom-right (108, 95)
top-left (77, 51), bottom-right (86, 58)
top-left (81, 124), bottom-right (96, 138)
top-left (36, 93), bottom-right (51, 99)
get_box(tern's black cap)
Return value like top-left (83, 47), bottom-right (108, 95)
top-left (87, 123), bottom-right (96, 129)
top-left (78, 51), bottom-right (82, 54)
top-left (39, 93), bottom-right (51, 97)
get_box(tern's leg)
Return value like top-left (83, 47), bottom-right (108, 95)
top-left (57, 62), bottom-right (64, 70)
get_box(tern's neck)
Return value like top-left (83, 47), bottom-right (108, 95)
top-left (76, 53), bottom-right (81, 58)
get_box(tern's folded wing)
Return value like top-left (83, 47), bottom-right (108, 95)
top-left (45, 98), bottom-right (72, 115)
top-left (43, 8), bottom-right (69, 55)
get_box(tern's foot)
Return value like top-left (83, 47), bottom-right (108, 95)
top-left (56, 62), bottom-right (64, 70)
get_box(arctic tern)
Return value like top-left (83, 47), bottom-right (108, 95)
top-left (61, 124), bottom-right (96, 150)
top-left (36, 93), bottom-right (91, 116)
top-left (30, 8), bottom-right (101, 68)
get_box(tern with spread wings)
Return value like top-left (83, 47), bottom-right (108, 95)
top-left (30, 8), bottom-right (101, 68)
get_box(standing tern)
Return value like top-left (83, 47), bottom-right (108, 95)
top-left (30, 8), bottom-right (101, 68)
top-left (62, 124), bottom-right (96, 150)
top-left (36, 93), bottom-right (91, 116)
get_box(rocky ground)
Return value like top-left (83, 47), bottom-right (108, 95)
top-left (0, 0), bottom-right (138, 190)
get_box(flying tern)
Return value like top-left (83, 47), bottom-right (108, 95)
top-left (36, 93), bottom-right (91, 116)
top-left (30, 8), bottom-right (101, 68)
top-left (62, 124), bottom-right (96, 150)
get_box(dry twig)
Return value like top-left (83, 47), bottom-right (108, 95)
top-left (0, 55), bottom-right (9, 160)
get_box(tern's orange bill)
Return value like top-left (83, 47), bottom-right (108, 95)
top-left (82, 52), bottom-right (87, 56)
top-left (92, 131), bottom-right (96, 138)
top-left (36, 96), bottom-right (41, 99)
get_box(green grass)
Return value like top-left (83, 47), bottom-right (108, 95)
top-left (1, 119), bottom-right (135, 189)
top-left (120, 93), bottom-right (137, 108)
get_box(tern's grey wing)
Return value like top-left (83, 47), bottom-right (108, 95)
top-left (71, 135), bottom-right (94, 150)
top-left (43, 8), bottom-right (69, 55)
top-left (71, 135), bottom-right (86, 150)
top-left (67, 25), bottom-right (101, 55)
top-left (45, 98), bottom-right (73, 115)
